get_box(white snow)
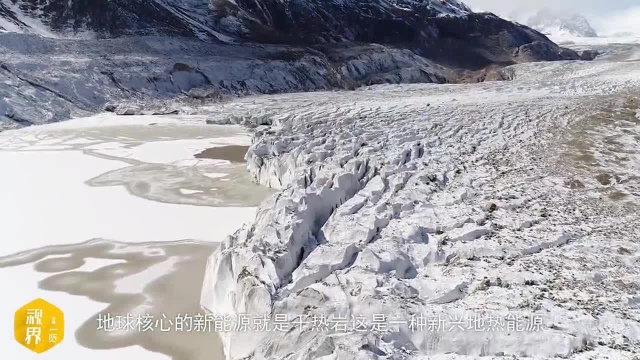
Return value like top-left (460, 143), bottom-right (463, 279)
top-left (203, 173), bottom-right (228, 179)
top-left (0, 0), bottom-right (62, 38)
top-left (551, 34), bottom-right (640, 46)
top-left (179, 189), bottom-right (204, 195)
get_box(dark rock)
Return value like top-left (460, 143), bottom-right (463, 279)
top-left (424, 13), bottom-right (579, 68)
top-left (566, 179), bottom-right (585, 189)
top-left (206, 118), bottom-right (233, 125)
top-left (486, 203), bottom-right (498, 212)
top-left (617, 247), bottom-right (632, 255)
top-left (172, 63), bottom-right (194, 73)
top-left (103, 103), bottom-right (117, 112)
top-left (513, 41), bottom-right (579, 62)
top-left (215, 2), bottom-right (580, 67)
top-left (579, 49), bottom-right (600, 61)
top-left (151, 109), bottom-right (180, 115)
top-left (596, 173), bottom-right (613, 186)
top-left (0, 0), bottom-right (220, 39)
top-left (187, 88), bottom-right (224, 100)
top-left (360, 344), bottom-right (386, 356)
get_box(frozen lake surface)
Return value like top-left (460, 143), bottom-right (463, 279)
top-left (0, 113), bottom-right (271, 359)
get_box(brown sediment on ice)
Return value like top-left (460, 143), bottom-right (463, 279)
top-left (0, 239), bottom-right (224, 360)
top-left (561, 95), bottom-right (640, 201)
top-left (194, 145), bottom-right (250, 163)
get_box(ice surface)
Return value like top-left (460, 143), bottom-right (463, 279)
top-left (0, 139), bottom-right (256, 250)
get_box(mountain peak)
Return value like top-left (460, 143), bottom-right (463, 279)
top-left (527, 8), bottom-right (598, 38)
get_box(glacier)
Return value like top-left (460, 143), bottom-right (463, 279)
top-left (200, 45), bottom-right (640, 359)
top-left (1, 0), bottom-right (638, 358)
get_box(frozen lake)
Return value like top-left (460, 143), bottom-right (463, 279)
top-left (0, 113), bottom-right (272, 359)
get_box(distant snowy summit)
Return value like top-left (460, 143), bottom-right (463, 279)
top-left (527, 9), bottom-right (598, 38)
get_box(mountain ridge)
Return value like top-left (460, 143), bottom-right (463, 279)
top-left (0, 0), bottom-right (583, 69)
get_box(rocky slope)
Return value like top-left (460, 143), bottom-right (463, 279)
top-left (211, 0), bottom-right (580, 68)
top-left (0, 33), bottom-right (455, 130)
top-left (0, 0), bottom-right (232, 40)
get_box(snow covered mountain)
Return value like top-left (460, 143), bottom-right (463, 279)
top-left (527, 9), bottom-right (598, 38)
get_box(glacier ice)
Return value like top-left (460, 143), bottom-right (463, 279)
top-left (201, 50), bottom-right (640, 359)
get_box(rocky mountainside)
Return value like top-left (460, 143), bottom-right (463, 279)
top-left (0, 0), bottom-right (582, 67)
top-left (527, 9), bottom-right (598, 38)
top-left (211, 0), bottom-right (584, 68)
top-left (0, 33), bottom-right (457, 129)
top-left (0, 0), bottom-right (232, 40)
